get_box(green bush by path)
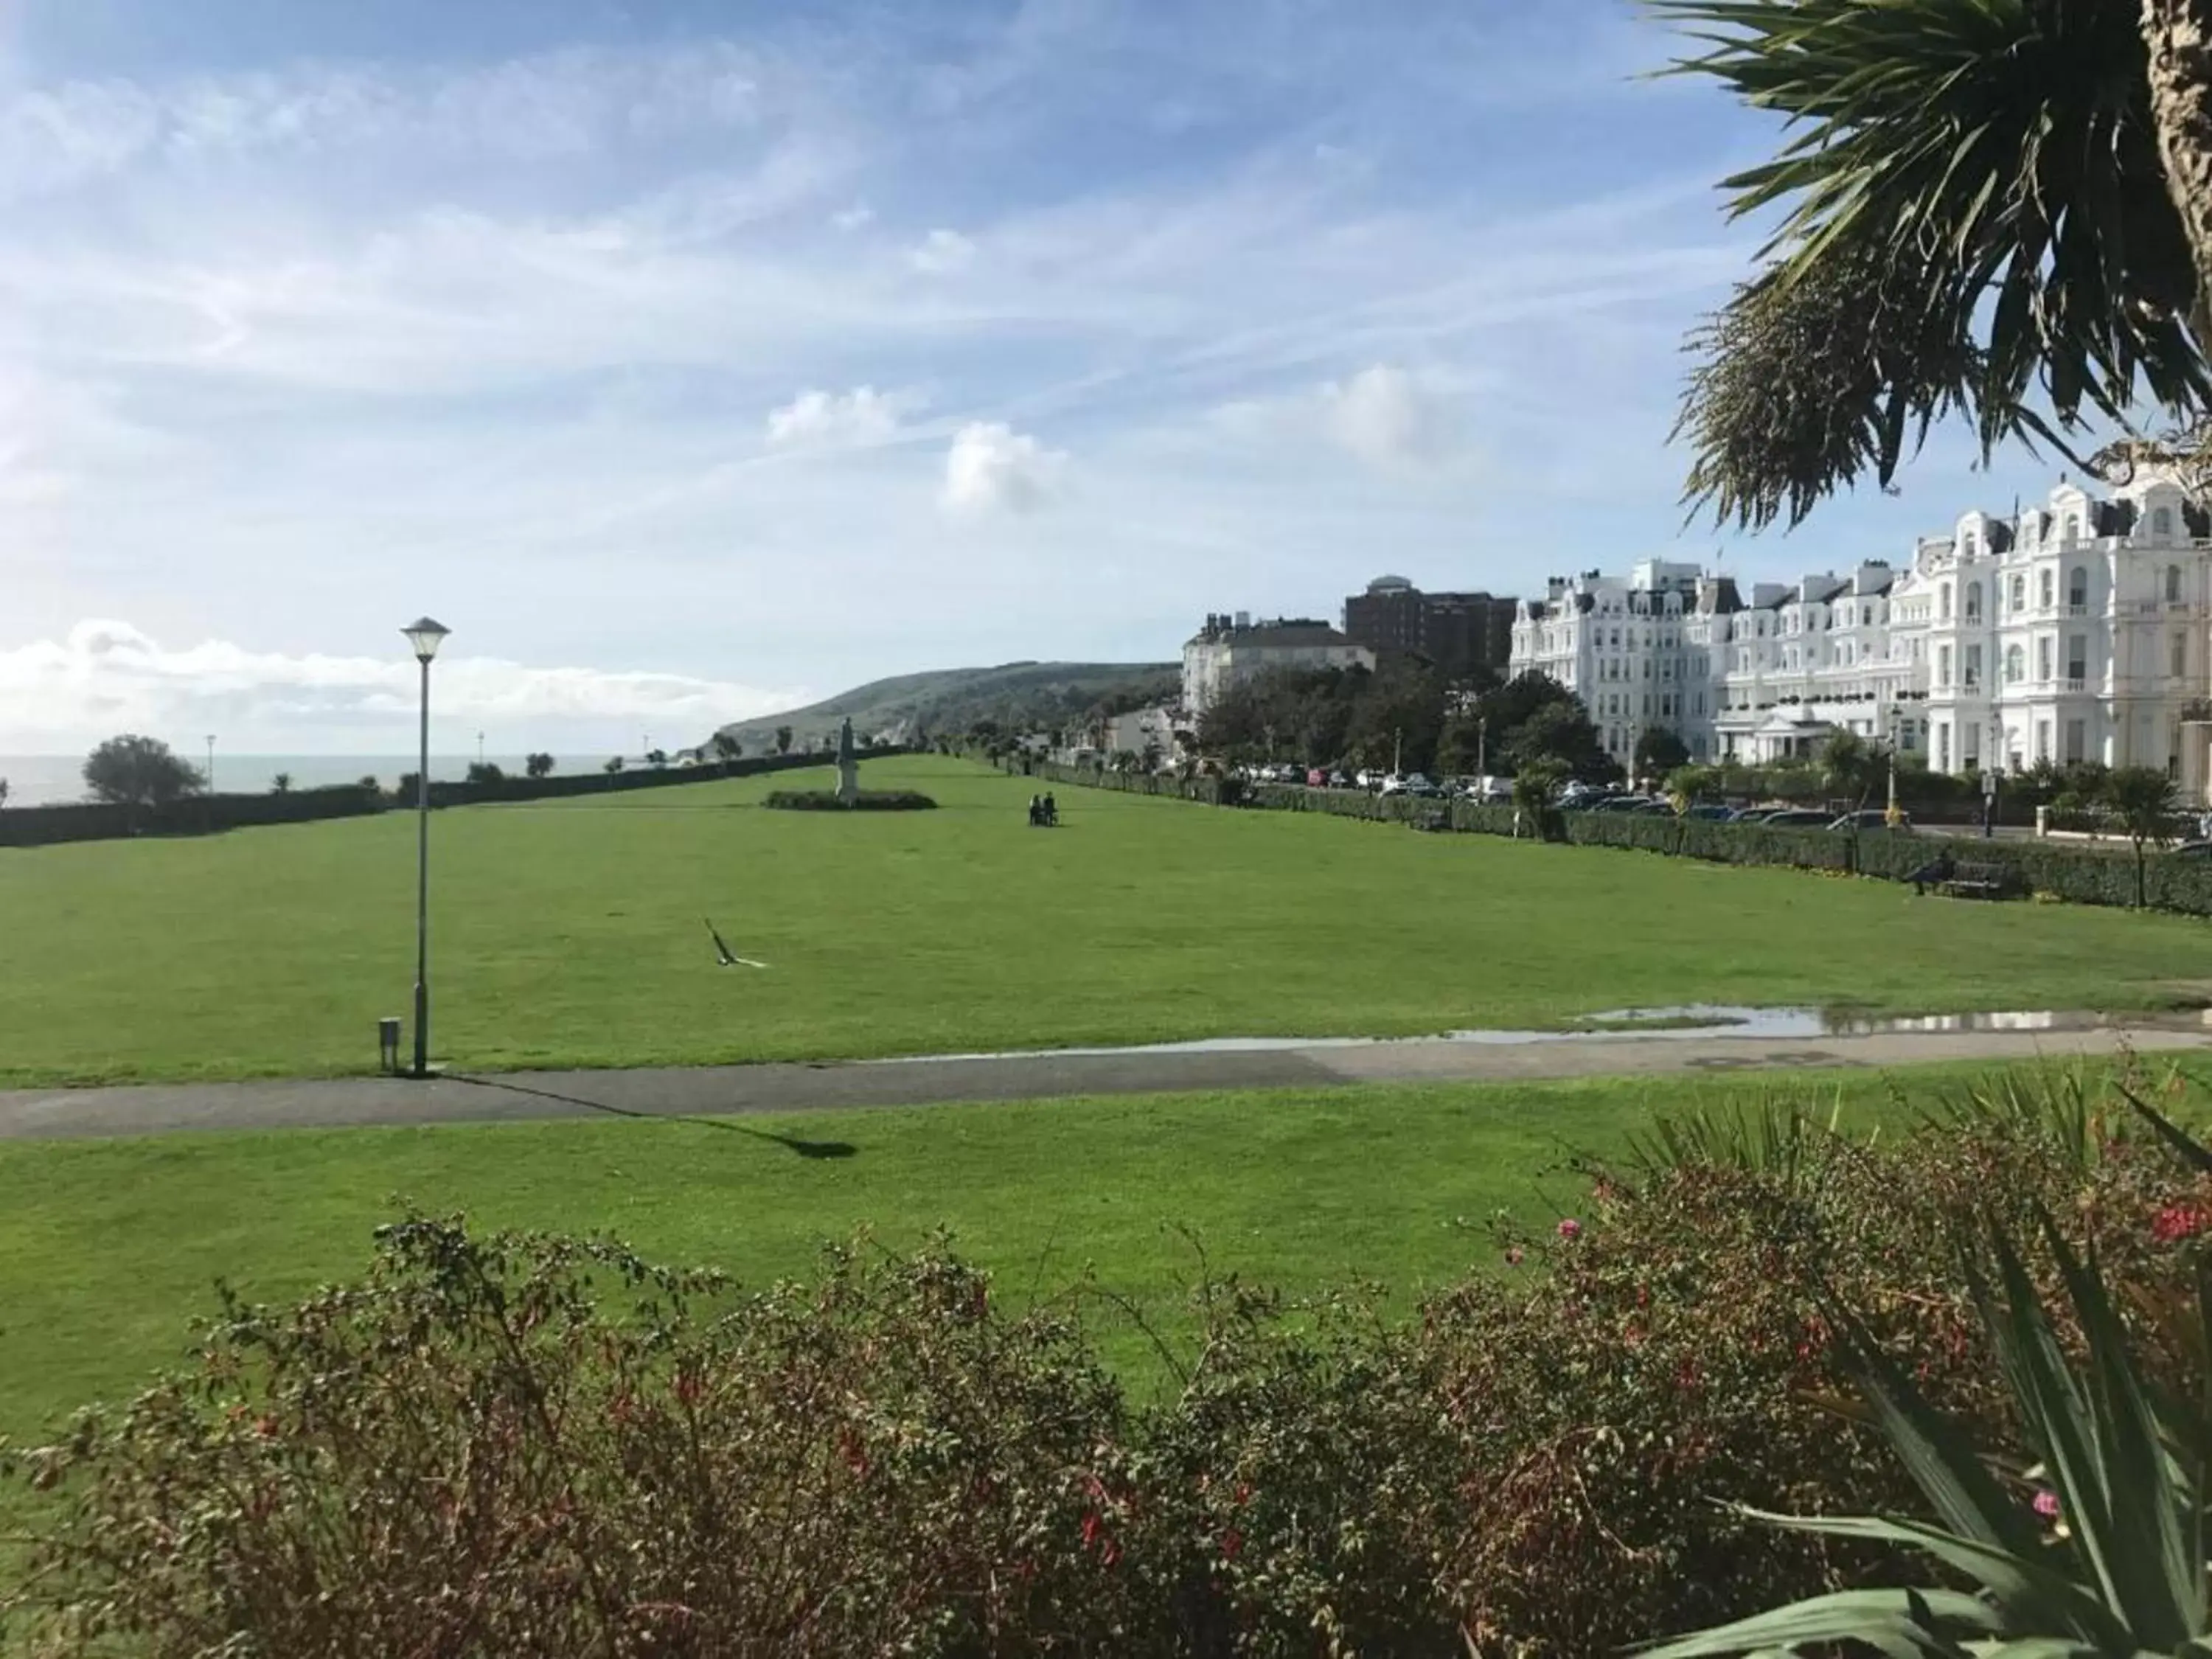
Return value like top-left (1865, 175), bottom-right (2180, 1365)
top-left (5, 757), bottom-right (2212, 1088)
top-left (762, 787), bottom-right (938, 811)
top-left (10, 1060), bottom-right (2210, 1655)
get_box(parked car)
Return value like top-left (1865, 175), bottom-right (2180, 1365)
top-left (1827, 809), bottom-right (1913, 832)
top-left (1635, 800), bottom-right (1677, 816)
top-left (1327, 770), bottom-right (1352, 790)
top-left (1728, 807), bottom-right (1777, 822)
top-left (1378, 773), bottom-right (1409, 796)
top-left (1685, 804), bottom-right (1734, 821)
top-left (1760, 808), bottom-right (1832, 827)
top-left (1306, 768), bottom-right (1329, 787)
top-left (1590, 795), bottom-right (1653, 813)
top-left (2171, 841), bottom-right (2212, 858)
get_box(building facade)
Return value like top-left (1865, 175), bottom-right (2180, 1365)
top-left (1507, 477), bottom-right (2212, 784)
top-left (1181, 612), bottom-right (1375, 720)
top-left (1341, 577), bottom-right (1516, 682)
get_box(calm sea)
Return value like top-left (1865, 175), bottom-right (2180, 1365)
top-left (0, 755), bottom-right (563, 808)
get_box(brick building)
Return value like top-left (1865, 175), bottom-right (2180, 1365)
top-left (1342, 576), bottom-right (1516, 683)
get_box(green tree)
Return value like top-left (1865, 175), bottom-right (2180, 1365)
top-left (602, 756), bottom-right (625, 775)
top-left (774, 726), bottom-right (793, 756)
top-left (645, 749), bottom-right (669, 770)
top-left (465, 761), bottom-right (505, 786)
top-left (1507, 701), bottom-right (1616, 784)
top-left (270, 772), bottom-right (293, 795)
top-left (0, 777), bottom-right (11, 807)
top-left (2104, 765), bottom-right (2180, 905)
top-left (82, 735), bottom-right (200, 807)
top-left (1632, 726), bottom-right (1691, 782)
top-left (525, 752), bottom-right (556, 779)
top-left (1818, 729), bottom-right (1885, 805)
top-left (1658, 0), bottom-right (2212, 531)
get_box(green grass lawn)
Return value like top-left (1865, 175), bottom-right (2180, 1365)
top-left (3, 755), bottom-right (2211, 1087)
top-left (0, 1057), bottom-right (2154, 1447)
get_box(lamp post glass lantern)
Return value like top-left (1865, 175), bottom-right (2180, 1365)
top-left (403, 617), bottom-right (449, 1077)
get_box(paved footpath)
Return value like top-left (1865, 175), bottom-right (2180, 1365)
top-left (4, 1022), bottom-right (2211, 1142)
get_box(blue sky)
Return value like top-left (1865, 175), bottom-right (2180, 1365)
top-left (1, 0), bottom-right (2072, 754)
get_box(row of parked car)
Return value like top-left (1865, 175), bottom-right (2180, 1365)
top-left (1230, 764), bottom-right (1912, 831)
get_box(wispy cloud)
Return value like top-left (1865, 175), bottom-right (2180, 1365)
top-left (907, 226), bottom-right (975, 276)
top-left (0, 621), bottom-right (803, 751)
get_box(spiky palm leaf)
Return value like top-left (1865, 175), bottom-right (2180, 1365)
top-left (1635, 1189), bottom-right (2211, 1656)
top-left (1655, 0), bottom-right (2210, 529)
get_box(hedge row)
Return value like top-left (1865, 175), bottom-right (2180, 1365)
top-left (1007, 757), bottom-right (2212, 917)
top-left (1, 749), bottom-right (911, 849)
top-left (764, 788), bottom-right (938, 812)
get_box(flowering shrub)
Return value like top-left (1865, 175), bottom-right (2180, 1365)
top-left (8, 1071), bottom-right (2211, 1656)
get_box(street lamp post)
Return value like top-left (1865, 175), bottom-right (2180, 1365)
top-left (1884, 706), bottom-right (1901, 829)
top-left (1982, 765), bottom-right (2000, 841)
top-left (1477, 716), bottom-right (1487, 779)
top-left (205, 734), bottom-right (215, 795)
top-left (403, 618), bottom-right (451, 1079)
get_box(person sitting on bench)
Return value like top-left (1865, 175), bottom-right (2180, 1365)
top-left (1028, 794), bottom-right (1045, 826)
top-left (1906, 851), bottom-right (1956, 896)
top-left (1043, 792), bottom-right (1058, 826)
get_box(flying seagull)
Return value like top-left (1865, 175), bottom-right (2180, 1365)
top-left (703, 917), bottom-right (768, 969)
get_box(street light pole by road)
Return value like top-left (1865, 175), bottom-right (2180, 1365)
top-left (403, 617), bottom-right (451, 1079)
top-left (205, 734), bottom-right (215, 796)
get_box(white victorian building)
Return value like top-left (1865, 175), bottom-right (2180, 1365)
top-left (1509, 476), bottom-right (2212, 789)
top-left (1180, 611), bottom-right (1374, 720)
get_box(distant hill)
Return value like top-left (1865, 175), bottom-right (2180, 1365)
top-left (709, 661), bottom-right (1178, 754)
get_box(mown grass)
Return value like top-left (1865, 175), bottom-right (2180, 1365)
top-left (3, 757), bottom-right (2211, 1088)
top-left (0, 1056), bottom-right (2181, 1448)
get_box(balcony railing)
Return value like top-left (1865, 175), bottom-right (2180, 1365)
top-left (2063, 676), bottom-right (2087, 693)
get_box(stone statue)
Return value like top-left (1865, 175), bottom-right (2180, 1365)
top-left (837, 716), bottom-right (859, 806)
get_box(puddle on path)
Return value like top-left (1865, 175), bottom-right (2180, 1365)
top-left (869, 1004), bottom-right (2212, 1064)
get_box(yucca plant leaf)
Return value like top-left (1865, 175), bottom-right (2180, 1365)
top-left (1970, 1217), bottom-right (2201, 1646)
top-left (2117, 1084), bottom-right (2212, 1178)
top-left (1734, 1509), bottom-right (2133, 1648)
top-left (1634, 1585), bottom-right (2002, 1657)
top-left (2031, 1215), bottom-right (2202, 1641)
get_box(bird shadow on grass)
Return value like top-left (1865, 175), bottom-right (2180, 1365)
top-left (445, 1074), bottom-right (858, 1158)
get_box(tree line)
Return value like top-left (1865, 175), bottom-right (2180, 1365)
top-left (1195, 664), bottom-right (1620, 782)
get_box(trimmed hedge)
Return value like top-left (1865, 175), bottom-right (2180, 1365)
top-left (764, 789), bottom-right (938, 812)
top-left (1, 750), bottom-right (914, 849)
top-left (1003, 755), bottom-right (2212, 917)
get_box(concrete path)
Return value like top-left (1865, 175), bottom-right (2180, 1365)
top-left (4, 1021), bottom-right (2211, 1142)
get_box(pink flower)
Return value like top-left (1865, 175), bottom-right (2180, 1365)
top-left (1505, 1245), bottom-right (1526, 1267)
top-left (2032, 1489), bottom-right (2061, 1521)
top-left (2152, 1203), bottom-right (2209, 1243)
top-left (1557, 1218), bottom-right (1582, 1240)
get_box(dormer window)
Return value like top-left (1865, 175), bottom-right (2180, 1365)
top-left (2155, 506), bottom-right (2175, 538)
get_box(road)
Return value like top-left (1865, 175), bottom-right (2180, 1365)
top-left (2, 1020), bottom-right (2208, 1142)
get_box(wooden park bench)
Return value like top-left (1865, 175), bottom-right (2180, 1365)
top-left (1906, 856), bottom-right (2019, 900)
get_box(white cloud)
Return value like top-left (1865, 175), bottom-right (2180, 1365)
top-left (941, 421), bottom-right (1067, 515)
top-left (908, 227), bottom-right (975, 275)
top-left (831, 200), bottom-right (874, 231)
top-left (0, 620), bottom-right (801, 750)
top-left (1321, 364), bottom-right (1451, 469)
top-left (764, 385), bottom-right (915, 449)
